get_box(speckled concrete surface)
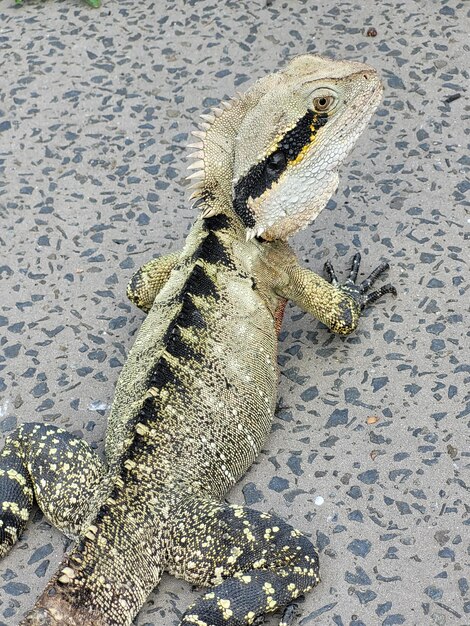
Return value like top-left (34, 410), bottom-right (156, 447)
top-left (0, 1), bottom-right (468, 625)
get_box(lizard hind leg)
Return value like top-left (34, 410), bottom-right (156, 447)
top-left (0, 422), bottom-right (106, 558)
top-left (168, 497), bottom-right (320, 626)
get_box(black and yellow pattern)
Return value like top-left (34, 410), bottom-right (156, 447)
top-left (1, 212), bottom-right (394, 626)
top-left (169, 498), bottom-right (319, 626)
top-left (0, 423), bottom-right (105, 558)
top-left (233, 110), bottom-right (328, 229)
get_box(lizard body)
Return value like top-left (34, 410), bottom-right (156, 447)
top-left (0, 55), bottom-right (395, 626)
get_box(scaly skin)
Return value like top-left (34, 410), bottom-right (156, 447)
top-left (0, 55), bottom-right (396, 626)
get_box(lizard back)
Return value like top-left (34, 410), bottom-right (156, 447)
top-left (105, 213), bottom-right (283, 499)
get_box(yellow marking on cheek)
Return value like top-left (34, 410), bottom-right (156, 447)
top-left (289, 142), bottom-right (311, 166)
top-left (287, 115), bottom-right (326, 167)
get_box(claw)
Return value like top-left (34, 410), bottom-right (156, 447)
top-left (279, 600), bottom-right (300, 626)
top-left (361, 283), bottom-right (397, 309)
top-left (323, 260), bottom-right (337, 284)
top-left (359, 261), bottom-right (390, 294)
top-left (348, 252), bottom-right (361, 283)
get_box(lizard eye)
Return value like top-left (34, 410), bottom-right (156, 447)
top-left (313, 95), bottom-right (335, 112)
top-left (265, 151), bottom-right (287, 182)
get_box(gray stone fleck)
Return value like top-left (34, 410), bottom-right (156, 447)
top-left (347, 539), bottom-right (372, 557)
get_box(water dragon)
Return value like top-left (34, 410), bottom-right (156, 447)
top-left (0, 55), bottom-right (396, 626)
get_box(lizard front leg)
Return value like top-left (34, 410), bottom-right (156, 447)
top-left (127, 251), bottom-right (181, 313)
top-left (276, 252), bottom-right (396, 335)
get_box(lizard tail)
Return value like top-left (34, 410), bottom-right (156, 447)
top-left (19, 588), bottom-right (109, 626)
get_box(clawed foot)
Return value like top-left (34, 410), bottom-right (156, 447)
top-left (251, 599), bottom-right (301, 626)
top-left (324, 252), bottom-right (397, 310)
top-left (279, 598), bottom-right (302, 626)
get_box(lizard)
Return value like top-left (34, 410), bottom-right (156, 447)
top-left (0, 54), bottom-right (396, 626)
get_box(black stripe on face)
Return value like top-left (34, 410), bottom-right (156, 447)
top-left (233, 110), bottom-right (328, 228)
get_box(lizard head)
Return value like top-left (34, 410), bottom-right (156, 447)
top-left (233, 55), bottom-right (383, 240)
top-left (187, 54), bottom-right (383, 241)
